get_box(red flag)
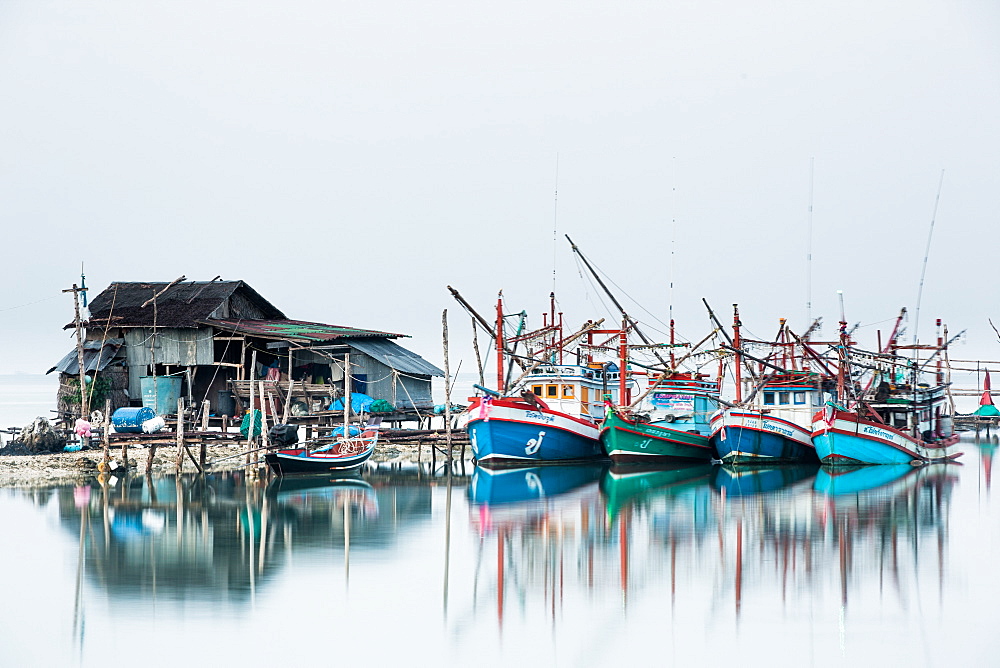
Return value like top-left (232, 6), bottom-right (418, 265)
top-left (986, 370), bottom-right (993, 392)
top-left (982, 370), bottom-right (995, 406)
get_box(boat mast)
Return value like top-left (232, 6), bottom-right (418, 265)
top-left (619, 317), bottom-right (628, 406)
top-left (496, 292), bottom-right (505, 394)
top-left (670, 318), bottom-right (676, 370)
top-left (836, 291), bottom-right (847, 404)
top-left (732, 305), bottom-right (743, 404)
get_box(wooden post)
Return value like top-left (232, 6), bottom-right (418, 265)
top-left (176, 397), bottom-right (185, 471)
top-left (472, 315), bottom-right (485, 387)
top-left (282, 380), bottom-right (295, 424)
top-left (258, 380), bottom-right (270, 465)
top-left (121, 429), bottom-right (130, 470)
top-left (200, 399), bottom-right (209, 472)
top-left (62, 284), bottom-right (89, 418)
top-left (442, 310), bottom-right (453, 464)
top-left (145, 438), bottom-right (156, 474)
top-left (247, 350), bottom-right (257, 466)
top-left (343, 353), bottom-right (351, 447)
top-left (102, 398), bottom-right (111, 467)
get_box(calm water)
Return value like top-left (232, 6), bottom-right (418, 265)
top-left (1, 441), bottom-right (999, 667)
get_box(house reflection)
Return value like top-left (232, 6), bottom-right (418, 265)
top-left (47, 466), bottom-right (438, 604)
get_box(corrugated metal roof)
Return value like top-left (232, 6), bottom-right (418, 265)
top-left (205, 319), bottom-right (406, 342)
top-left (81, 280), bottom-right (285, 329)
top-left (48, 339), bottom-right (125, 375)
top-left (343, 338), bottom-right (444, 377)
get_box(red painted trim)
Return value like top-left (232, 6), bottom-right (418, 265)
top-left (474, 398), bottom-right (599, 429)
top-left (470, 414), bottom-right (598, 437)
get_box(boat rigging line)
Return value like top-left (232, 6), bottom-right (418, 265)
top-left (565, 235), bottom-right (673, 371)
top-left (913, 168), bottom-right (945, 345)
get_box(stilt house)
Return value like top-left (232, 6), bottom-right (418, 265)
top-left (50, 280), bottom-right (442, 424)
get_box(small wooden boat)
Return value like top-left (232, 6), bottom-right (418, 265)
top-left (264, 429), bottom-right (377, 475)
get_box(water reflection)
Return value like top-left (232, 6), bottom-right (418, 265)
top-left (51, 467), bottom-right (436, 609)
top-left (7, 449), bottom-right (978, 665)
top-left (464, 458), bottom-right (959, 629)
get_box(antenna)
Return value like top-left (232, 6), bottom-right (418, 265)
top-left (552, 153), bottom-right (559, 294)
top-left (806, 158), bottom-right (814, 329)
top-left (913, 169), bottom-right (945, 344)
top-left (669, 156), bottom-right (676, 325)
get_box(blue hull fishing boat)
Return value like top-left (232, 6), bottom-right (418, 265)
top-left (466, 395), bottom-right (603, 465)
top-left (711, 409), bottom-right (817, 464)
top-left (708, 306), bottom-right (827, 465)
top-left (461, 292), bottom-right (633, 466)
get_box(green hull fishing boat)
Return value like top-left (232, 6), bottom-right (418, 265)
top-left (600, 406), bottom-right (715, 465)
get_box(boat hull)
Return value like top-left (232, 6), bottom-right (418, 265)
top-left (812, 408), bottom-right (962, 465)
top-left (600, 411), bottom-right (714, 464)
top-left (710, 410), bottom-right (818, 464)
top-left (466, 398), bottom-right (602, 466)
top-left (264, 444), bottom-right (375, 475)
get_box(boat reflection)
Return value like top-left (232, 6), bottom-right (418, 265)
top-left (814, 464), bottom-right (916, 495)
top-left (600, 462), bottom-right (714, 522)
top-left (711, 463), bottom-right (820, 497)
top-left (467, 456), bottom-right (958, 632)
top-left (467, 464), bottom-right (604, 626)
top-left (468, 464), bottom-right (604, 507)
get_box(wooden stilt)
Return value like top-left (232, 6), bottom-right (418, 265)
top-left (176, 397), bottom-right (185, 471)
top-left (246, 350), bottom-right (257, 466)
top-left (145, 440), bottom-right (156, 474)
top-left (442, 310), bottom-right (453, 465)
top-left (258, 380), bottom-right (270, 466)
top-left (102, 398), bottom-right (111, 468)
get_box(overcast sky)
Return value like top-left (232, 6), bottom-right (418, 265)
top-left (1, 0), bottom-right (998, 386)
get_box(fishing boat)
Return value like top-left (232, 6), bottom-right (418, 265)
top-left (601, 372), bottom-right (719, 465)
top-left (811, 314), bottom-right (962, 465)
top-left (710, 371), bottom-right (826, 465)
top-left (264, 428), bottom-right (377, 475)
top-left (709, 309), bottom-right (829, 464)
top-left (462, 293), bottom-right (633, 466)
top-left (812, 400), bottom-right (961, 465)
top-left (464, 365), bottom-right (609, 465)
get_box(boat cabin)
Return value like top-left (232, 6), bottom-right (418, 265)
top-left (523, 363), bottom-right (636, 421)
top-left (635, 373), bottom-right (720, 436)
top-left (752, 371), bottom-right (831, 429)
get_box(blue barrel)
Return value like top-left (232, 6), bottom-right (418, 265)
top-left (140, 376), bottom-right (183, 416)
top-left (112, 406), bottom-right (156, 433)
